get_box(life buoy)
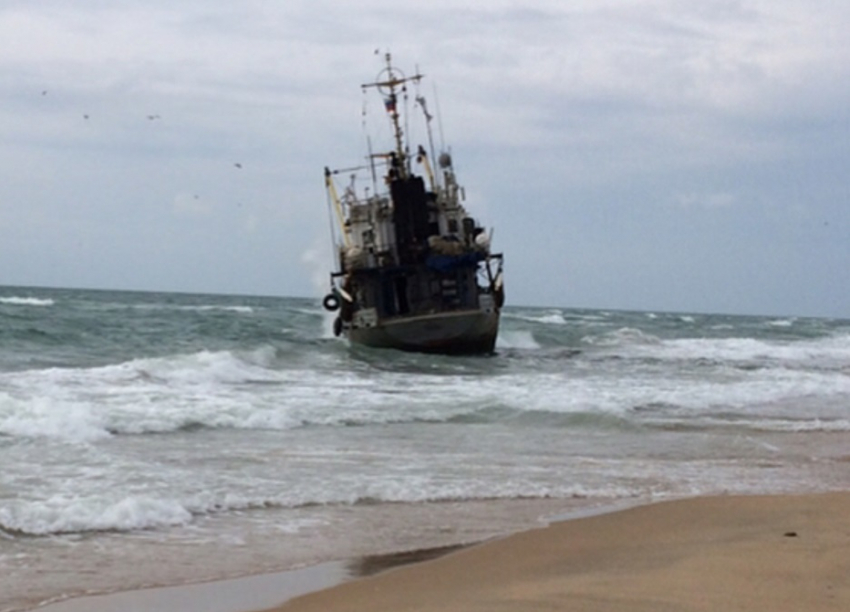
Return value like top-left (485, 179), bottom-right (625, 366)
top-left (323, 293), bottom-right (341, 311)
top-left (333, 316), bottom-right (343, 337)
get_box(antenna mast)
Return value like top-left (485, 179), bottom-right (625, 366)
top-left (361, 52), bottom-right (423, 179)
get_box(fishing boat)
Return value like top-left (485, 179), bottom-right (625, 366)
top-left (322, 53), bottom-right (504, 354)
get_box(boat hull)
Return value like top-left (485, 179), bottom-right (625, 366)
top-left (347, 309), bottom-right (499, 355)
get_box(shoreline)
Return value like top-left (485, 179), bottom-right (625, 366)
top-left (31, 543), bottom-right (472, 612)
top-left (30, 492), bottom-right (850, 612)
top-left (267, 491), bottom-right (850, 612)
top-left (27, 496), bottom-right (589, 612)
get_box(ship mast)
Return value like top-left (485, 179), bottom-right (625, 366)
top-left (362, 52), bottom-right (423, 179)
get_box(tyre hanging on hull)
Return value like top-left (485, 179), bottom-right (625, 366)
top-left (333, 316), bottom-right (343, 337)
top-left (323, 293), bottom-right (341, 311)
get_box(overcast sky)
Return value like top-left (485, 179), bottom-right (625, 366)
top-left (1, 1), bottom-right (848, 317)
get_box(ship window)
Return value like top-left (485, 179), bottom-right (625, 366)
top-left (447, 218), bottom-right (458, 233)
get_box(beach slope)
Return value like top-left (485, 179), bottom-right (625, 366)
top-left (268, 493), bottom-right (850, 612)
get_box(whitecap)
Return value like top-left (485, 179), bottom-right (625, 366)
top-left (0, 392), bottom-right (111, 443)
top-left (0, 495), bottom-right (192, 536)
top-left (178, 305), bottom-right (255, 314)
top-left (502, 311), bottom-right (566, 325)
top-left (131, 304), bottom-right (255, 314)
top-left (768, 319), bottom-right (794, 327)
top-left (0, 296), bottom-right (54, 306)
top-left (583, 327), bottom-right (661, 347)
top-left (536, 312), bottom-right (568, 325)
top-left (0, 349), bottom-right (295, 439)
top-left (497, 330), bottom-right (540, 350)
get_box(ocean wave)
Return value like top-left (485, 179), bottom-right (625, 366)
top-left (0, 495), bottom-right (193, 536)
top-left (1, 362), bottom-right (643, 441)
top-left (0, 481), bottom-right (638, 538)
top-left (2, 347), bottom-right (514, 440)
top-left (578, 328), bottom-right (850, 370)
top-left (640, 415), bottom-right (850, 434)
top-left (526, 311), bottom-right (568, 325)
top-left (179, 305), bottom-right (255, 314)
top-left (0, 348), bottom-right (293, 441)
top-left (582, 327), bottom-right (662, 347)
top-left (0, 392), bottom-right (112, 442)
top-left (664, 335), bottom-right (850, 367)
top-left (4, 328), bottom-right (849, 445)
top-left (768, 318), bottom-right (796, 327)
top-left (496, 330), bottom-right (541, 350)
top-left (0, 296), bottom-right (54, 307)
top-left (446, 405), bottom-right (635, 430)
top-left (504, 309), bottom-right (608, 326)
top-left (124, 346), bottom-right (281, 384)
top-left (132, 304), bottom-right (256, 314)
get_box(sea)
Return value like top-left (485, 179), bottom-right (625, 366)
top-left (1, 285), bottom-right (849, 611)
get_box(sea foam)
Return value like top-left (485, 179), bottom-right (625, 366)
top-left (0, 296), bottom-right (54, 306)
top-left (496, 330), bottom-right (540, 350)
top-left (0, 392), bottom-right (110, 442)
top-left (0, 495), bottom-right (193, 536)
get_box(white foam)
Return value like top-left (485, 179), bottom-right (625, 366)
top-left (583, 327), bottom-right (661, 347)
top-left (320, 307), bottom-right (340, 339)
top-left (680, 417), bottom-right (850, 433)
top-left (497, 330), bottom-right (540, 350)
top-left (0, 350), bottom-right (299, 441)
top-left (504, 310), bottom-right (567, 325)
top-left (3, 345), bottom-right (481, 440)
top-left (4, 328), bottom-right (849, 445)
top-left (178, 305), bottom-right (255, 314)
top-left (768, 318), bottom-right (795, 327)
top-left (0, 296), bottom-right (54, 306)
top-left (0, 471), bottom-right (637, 538)
top-left (646, 333), bottom-right (850, 367)
top-left (0, 495), bottom-right (192, 536)
top-left (537, 313), bottom-right (567, 325)
top-left (130, 304), bottom-right (255, 314)
top-left (0, 392), bottom-right (110, 442)
top-left (128, 350), bottom-right (255, 384)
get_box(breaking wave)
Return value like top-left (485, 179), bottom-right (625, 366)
top-left (0, 296), bottom-right (54, 306)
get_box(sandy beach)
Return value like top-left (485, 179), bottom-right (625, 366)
top-left (266, 493), bottom-right (850, 612)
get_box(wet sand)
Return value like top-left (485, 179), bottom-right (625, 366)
top-left (32, 493), bottom-right (850, 612)
top-left (266, 493), bottom-right (850, 612)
